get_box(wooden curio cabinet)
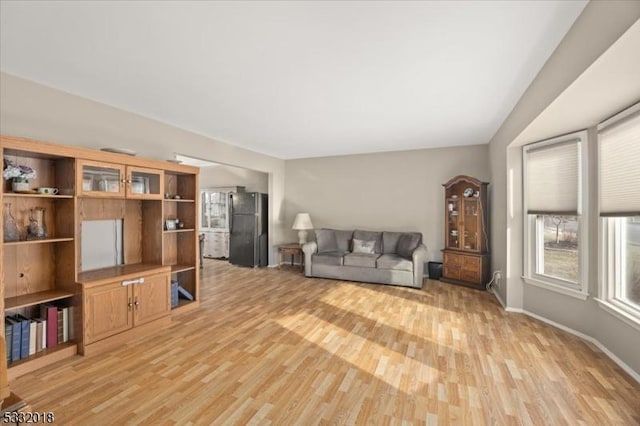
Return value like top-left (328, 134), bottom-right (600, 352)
top-left (442, 175), bottom-right (490, 289)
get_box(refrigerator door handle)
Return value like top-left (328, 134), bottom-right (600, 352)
top-left (229, 194), bottom-right (234, 232)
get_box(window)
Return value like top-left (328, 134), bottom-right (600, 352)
top-left (536, 214), bottom-right (579, 283)
top-left (598, 103), bottom-right (640, 326)
top-left (523, 131), bottom-right (588, 298)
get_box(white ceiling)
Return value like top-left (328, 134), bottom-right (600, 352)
top-left (0, 1), bottom-right (586, 159)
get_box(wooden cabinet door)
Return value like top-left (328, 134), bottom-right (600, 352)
top-left (133, 273), bottom-right (171, 326)
top-left (443, 252), bottom-right (461, 280)
top-left (126, 166), bottom-right (164, 200)
top-left (84, 281), bottom-right (133, 344)
top-left (77, 159), bottom-right (126, 197)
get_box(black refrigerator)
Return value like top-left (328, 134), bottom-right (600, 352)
top-left (229, 192), bottom-right (268, 267)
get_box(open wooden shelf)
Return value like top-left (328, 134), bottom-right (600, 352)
top-left (4, 237), bottom-right (74, 246)
top-left (7, 341), bottom-right (77, 380)
top-left (163, 228), bottom-right (195, 234)
top-left (4, 289), bottom-right (75, 311)
top-left (163, 199), bottom-right (195, 203)
top-left (169, 264), bottom-right (196, 274)
top-left (3, 193), bottom-right (74, 198)
top-left (171, 299), bottom-right (199, 315)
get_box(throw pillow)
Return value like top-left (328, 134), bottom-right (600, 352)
top-left (397, 233), bottom-right (421, 259)
top-left (316, 229), bottom-right (338, 253)
top-left (334, 230), bottom-right (353, 253)
top-left (353, 230), bottom-right (382, 253)
top-left (352, 238), bottom-right (376, 254)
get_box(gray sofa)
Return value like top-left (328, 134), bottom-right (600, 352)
top-left (302, 229), bottom-right (427, 288)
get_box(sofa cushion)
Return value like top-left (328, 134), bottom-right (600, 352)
top-left (397, 232), bottom-right (422, 259)
top-left (352, 238), bottom-right (376, 254)
top-left (334, 230), bottom-right (353, 253)
top-left (376, 254), bottom-right (414, 272)
top-left (344, 253), bottom-right (380, 268)
top-left (316, 229), bottom-right (338, 253)
top-left (353, 230), bottom-right (382, 253)
top-left (312, 251), bottom-right (344, 266)
top-left (382, 231), bottom-right (404, 254)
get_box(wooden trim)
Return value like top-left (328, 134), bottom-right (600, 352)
top-left (80, 316), bottom-right (171, 357)
top-left (442, 174), bottom-right (488, 188)
top-left (171, 300), bottom-right (200, 316)
top-left (0, 135), bottom-right (199, 174)
top-left (4, 290), bottom-right (74, 311)
top-left (77, 264), bottom-right (170, 287)
top-left (7, 342), bottom-right (77, 381)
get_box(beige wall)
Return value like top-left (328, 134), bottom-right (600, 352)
top-left (488, 2), bottom-right (640, 376)
top-left (284, 145), bottom-right (490, 263)
top-left (0, 72), bottom-right (287, 264)
top-left (200, 164), bottom-right (268, 193)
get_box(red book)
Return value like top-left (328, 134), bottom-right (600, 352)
top-left (40, 304), bottom-right (58, 348)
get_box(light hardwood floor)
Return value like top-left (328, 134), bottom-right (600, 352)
top-left (11, 260), bottom-right (640, 425)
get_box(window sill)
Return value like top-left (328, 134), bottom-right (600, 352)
top-left (522, 276), bottom-right (589, 300)
top-left (594, 298), bottom-right (640, 332)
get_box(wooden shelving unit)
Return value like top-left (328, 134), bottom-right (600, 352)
top-left (3, 194), bottom-right (74, 199)
top-left (4, 237), bottom-right (74, 246)
top-left (4, 290), bottom-right (75, 311)
top-left (163, 170), bottom-right (199, 315)
top-left (1, 134), bottom-right (200, 388)
top-left (170, 264), bottom-right (196, 274)
top-left (441, 175), bottom-right (490, 290)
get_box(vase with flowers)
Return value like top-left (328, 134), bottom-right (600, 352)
top-left (3, 159), bottom-right (37, 192)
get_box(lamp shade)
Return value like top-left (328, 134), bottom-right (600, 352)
top-left (292, 213), bottom-right (313, 230)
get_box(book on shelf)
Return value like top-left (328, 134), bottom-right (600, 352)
top-left (13, 314), bottom-right (31, 360)
top-left (177, 285), bottom-right (194, 301)
top-left (68, 306), bottom-right (75, 341)
top-left (4, 320), bottom-right (11, 359)
top-left (57, 309), bottom-right (64, 345)
top-left (40, 304), bottom-right (58, 348)
top-left (41, 318), bottom-right (47, 349)
top-left (5, 317), bottom-right (20, 362)
top-left (4, 318), bottom-right (14, 362)
top-left (35, 319), bottom-right (44, 352)
top-left (171, 280), bottom-right (179, 308)
top-left (61, 307), bottom-right (69, 343)
top-left (29, 320), bottom-right (37, 356)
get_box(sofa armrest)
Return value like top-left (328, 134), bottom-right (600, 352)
top-left (302, 241), bottom-right (317, 276)
top-left (412, 243), bottom-right (428, 287)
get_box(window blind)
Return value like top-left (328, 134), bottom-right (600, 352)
top-left (525, 139), bottom-right (581, 215)
top-left (599, 109), bottom-right (640, 216)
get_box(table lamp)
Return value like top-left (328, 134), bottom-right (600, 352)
top-left (292, 213), bottom-right (313, 244)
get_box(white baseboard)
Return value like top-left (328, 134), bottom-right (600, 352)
top-left (520, 309), bottom-right (639, 383)
top-left (490, 290), bottom-right (639, 383)
top-left (491, 287), bottom-right (507, 310)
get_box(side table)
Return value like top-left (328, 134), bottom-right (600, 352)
top-left (278, 243), bottom-right (304, 272)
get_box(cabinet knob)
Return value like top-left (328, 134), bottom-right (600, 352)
top-left (134, 298), bottom-right (139, 310)
top-left (128, 298), bottom-right (133, 311)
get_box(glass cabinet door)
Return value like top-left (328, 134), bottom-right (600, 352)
top-left (462, 198), bottom-right (480, 251)
top-left (78, 160), bottom-right (125, 197)
top-left (200, 190), bottom-right (230, 230)
top-left (210, 192), bottom-right (228, 229)
top-left (201, 192), bottom-right (211, 229)
top-left (446, 197), bottom-right (460, 249)
top-left (126, 166), bottom-right (164, 199)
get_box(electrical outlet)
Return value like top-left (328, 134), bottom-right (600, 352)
top-left (494, 271), bottom-right (502, 289)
